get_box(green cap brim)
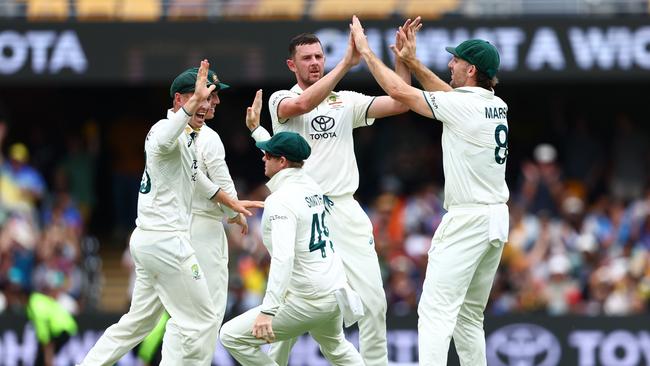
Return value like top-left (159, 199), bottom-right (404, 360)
top-left (255, 140), bottom-right (271, 153)
top-left (218, 82), bottom-right (230, 90)
top-left (445, 46), bottom-right (459, 57)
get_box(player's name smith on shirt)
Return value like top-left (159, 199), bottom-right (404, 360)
top-left (485, 106), bottom-right (508, 120)
top-left (305, 194), bottom-right (324, 208)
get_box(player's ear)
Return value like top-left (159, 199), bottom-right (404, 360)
top-left (287, 58), bottom-right (297, 72)
top-left (173, 92), bottom-right (181, 108)
top-left (468, 64), bottom-right (477, 77)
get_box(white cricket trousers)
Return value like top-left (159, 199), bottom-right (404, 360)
top-left (418, 204), bottom-right (507, 366)
top-left (80, 228), bottom-right (218, 366)
top-left (162, 214), bottom-right (229, 363)
top-left (220, 292), bottom-right (363, 366)
top-left (269, 194), bottom-right (387, 366)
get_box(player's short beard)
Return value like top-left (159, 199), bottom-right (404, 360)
top-left (300, 69), bottom-right (323, 87)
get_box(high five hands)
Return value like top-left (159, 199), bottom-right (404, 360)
top-left (391, 17), bottom-right (422, 64)
top-left (246, 89), bottom-right (263, 132)
top-left (349, 15), bottom-right (422, 60)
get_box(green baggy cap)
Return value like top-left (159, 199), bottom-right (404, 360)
top-left (255, 132), bottom-right (311, 162)
top-left (169, 67), bottom-right (230, 97)
top-left (446, 39), bottom-right (500, 78)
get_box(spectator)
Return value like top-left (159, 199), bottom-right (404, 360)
top-left (609, 113), bottom-right (648, 201)
top-left (0, 143), bottom-right (47, 216)
top-left (518, 143), bottom-right (564, 217)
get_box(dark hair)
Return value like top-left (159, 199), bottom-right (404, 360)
top-left (287, 160), bottom-right (305, 168)
top-left (288, 33), bottom-right (321, 58)
top-left (476, 69), bottom-right (498, 90)
top-left (265, 152), bottom-right (305, 167)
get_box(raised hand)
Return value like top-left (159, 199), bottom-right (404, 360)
top-left (349, 15), bottom-right (371, 54)
top-left (390, 17), bottom-right (422, 64)
top-left (246, 89), bottom-right (263, 132)
top-left (342, 32), bottom-right (361, 67)
top-left (194, 59), bottom-right (217, 101)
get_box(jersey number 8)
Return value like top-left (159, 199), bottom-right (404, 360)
top-left (494, 124), bottom-right (509, 165)
top-left (139, 152), bottom-right (151, 194)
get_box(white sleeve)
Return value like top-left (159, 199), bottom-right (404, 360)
top-left (339, 91), bottom-right (376, 129)
top-left (151, 109), bottom-right (191, 154)
top-left (200, 133), bottom-right (238, 218)
top-left (269, 90), bottom-right (294, 125)
top-left (195, 170), bottom-right (220, 200)
top-left (423, 90), bottom-right (463, 128)
top-left (251, 126), bottom-right (272, 142)
top-left (260, 199), bottom-right (297, 315)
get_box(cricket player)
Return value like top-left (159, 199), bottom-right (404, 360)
top-left (78, 60), bottom-right (262, 366)
top-left (350, 16), bottom-right (510, 366)
top-left (248, 28), bottom-right (411, 366)
top-left (220, 131), bottom-right (364, 366)
top-left (160, 67), bottom-right (248, 362)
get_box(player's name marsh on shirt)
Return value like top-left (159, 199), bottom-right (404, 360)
top-left (424, 87), bottom-right (510, 208)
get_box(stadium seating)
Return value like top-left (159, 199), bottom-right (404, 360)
top-left (221, 0), bottom-right (260, 18)
top-left (26, 0), bottom-right (69, 20)
top-left (117, 0), bottom-right (161, 21)
top-left (310, 0), bottom-right (398, 19)
top-left (250, 0), bottom-right (305, 19)
top-left (401, 0), bottom-right (460, 19)
top-left (167, 0), bottom-right (208, 19)
top-left (76, 0), bottom-right (118, 20)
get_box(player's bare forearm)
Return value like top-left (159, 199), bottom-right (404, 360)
top-left (362, 50), bottom-right (433, 118)
top-left (385, 57), bottom-right (412, 115)
top-left (395, 56), bottom-right (411, 86)
top-left (212, 190), bottom-right (263, 216)
top-left (362, 50), bottom-right (410, 102)
top-left (281, 61), bottom-right (351, 118)
top-left (406, 58), bottom-right (452, 92)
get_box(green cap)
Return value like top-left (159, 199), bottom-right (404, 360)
top-left (446, 39), bottom-right (500, 78)
top-left (169, 67), bottom-right (230, 98)
top-left (255, 132), bottom-right (311, 162)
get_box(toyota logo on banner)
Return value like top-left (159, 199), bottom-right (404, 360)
top-left (487, 323), bottom-right (561, 366)
top-left (311, 115), bottom-right (335, 132)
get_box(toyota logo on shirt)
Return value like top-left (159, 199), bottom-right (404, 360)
top-left (311, 116), bottom-right (335, 132)
top-left (487, 323), bottom-right (561, 366)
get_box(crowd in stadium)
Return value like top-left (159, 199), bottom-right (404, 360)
top-left (3, 99), bottom-right (647, 320)
top-left (225, 136), bottom-right (650, 319)
top-left (0, 113), bottom-right (97, 315)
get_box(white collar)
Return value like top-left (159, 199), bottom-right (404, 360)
top-left (290, 84), bottom-right (303, 94)
top-left (266, 168), bottom-right (303, 193)
top-left (453, 86), bottom-right (495, 99)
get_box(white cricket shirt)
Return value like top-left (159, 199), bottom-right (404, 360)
top-left (267, 85), bottom-right (376, 197)
top-left (136, 109), bottom-right (220, 232)
top-left (191, 124), bottom-right (238, 220)
top-left (260, 168), bottom-right (347, 315)
top-left (423, 87), bottom-right (510, 208)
